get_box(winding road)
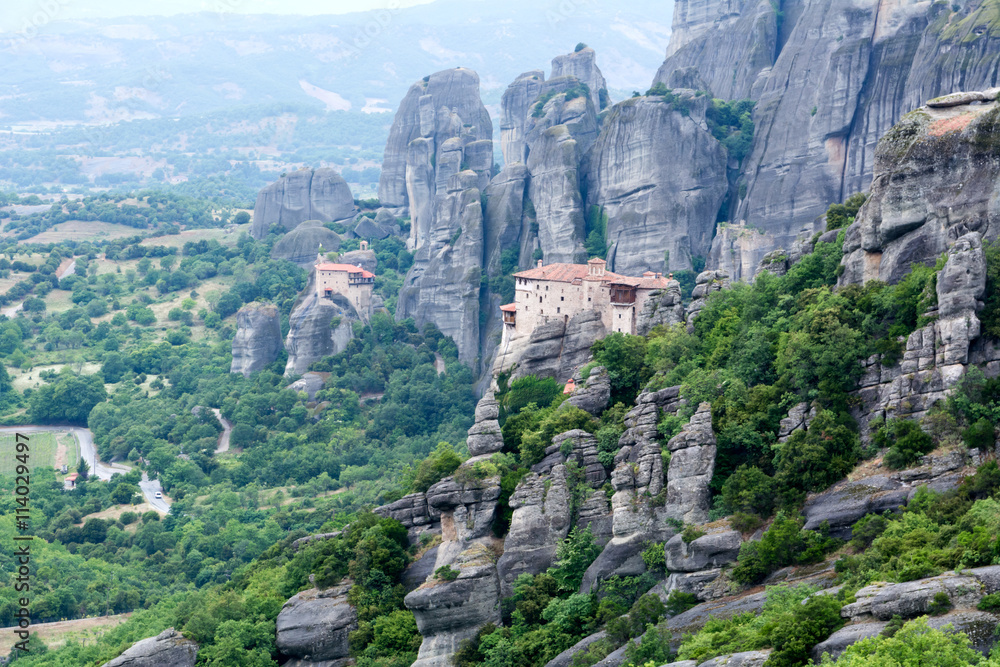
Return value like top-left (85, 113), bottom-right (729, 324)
top-left (212, 408), bottom-right (232, 454)
top-left (0, 425), bottom-right (170, 512)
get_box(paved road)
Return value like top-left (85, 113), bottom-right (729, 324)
top-left (0, 425), bottom-right (170, 512)
top-left (212, 408), bottom-right (232, 454)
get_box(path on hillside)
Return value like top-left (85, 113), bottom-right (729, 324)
top-left (1, 259), bottom-right (77, 317)
top-left (212, 408), bottom-right (232, 453)
top-left (0, 425), bottom-right (171, 512)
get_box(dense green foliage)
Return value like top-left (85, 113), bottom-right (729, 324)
top-left (825, 192), bottom-right (868, 231)
top-left (819, 617), bottom-right (1000, 666)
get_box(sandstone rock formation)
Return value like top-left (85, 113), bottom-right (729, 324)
top-left (230, 302), bottom-right (283, 377)
top-left (405, 547), bottom-right (501, 667)
top-left (585, 93), bottom-right (728, 275)
top-left (562, 365), bottom-right (611, 415)
top-left (101, 628), bottom-right (197, 667)
top-left (284, 288), bottom-right (358, 376)
top-left (252, 169), bottom-right (355, 239)
top-left (653, 0), bottom-right (1000, 277)
top-left (381, 69), bottom-right (493, 367)
top-left (636, 280), bottom-right (684, 335)
top-left (497, 310), bottom-right (607, 383)
top-left (270, 221), bottom-right (342, 267)
top-left (685, 270), bottom-right (730, 326)
top-left (465, 392), bottom-right (504, 458)
top-left (275, 584), bottom-right (357, 666)
top-left (551, 46), bottom-right (608, 113)
top-left (495, 465), bottom-right (572, 598)
top-left (664, 403), bottom-right (716, 524)
top-left (840, 95), bottom-right (1000, 286)
top-left (848, 230), bottom-right (993, 437)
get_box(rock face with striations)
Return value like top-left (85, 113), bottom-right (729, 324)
top-left (275, 584), bottom-right (357, 666)
top-left (551, 46), bottom-right (609, 113)
top-left (499, 310), bottom-right (607, 383)
top-left (382, 69), bottom-right (493, 367)
top-left (651, 0), bottom-right (1000, 278)
top-left (101, 628), bottom-right (198, 667)
top-left (251, 169), bottom-right (355, 239)
top-left (664, 403), bottom-right (716, 525)
top-left (847, 227), bottom-right (994, 437)
top-left (636, 280), bottom-right (684, 335)
top-left (284, 286), bottom-right (358, 376)
top-left (585, 92), bottom-right (728, 275)
top-left (495, 465), bottom-right (572, 598)
top-left (230, 302), bottom-right (283, 377)
top-left (840, 95), bottom-right (1000, 286)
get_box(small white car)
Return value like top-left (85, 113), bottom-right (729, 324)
top-left (154, 491), bottom-right (163, 499)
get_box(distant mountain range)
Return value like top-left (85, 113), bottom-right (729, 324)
top-left (0, 0), bottom-right (672, 125)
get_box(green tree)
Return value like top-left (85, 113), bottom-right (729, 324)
top-left (821, 617), bottom-right (993, 666)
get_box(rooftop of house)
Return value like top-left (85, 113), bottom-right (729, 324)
top-left (513, 261), bottom-right (621, 283)
top-left (513, 261), bottom-right (669, 289)
top-left (315, 262), bottom-right (375, 279)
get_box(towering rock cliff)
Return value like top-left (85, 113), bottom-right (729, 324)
top-left (230, 302), bottom-right (283, 377)
top-left (251, 169), bottom-right (356, 239)
top-left (381, 68), bottom-right (493, 367)
top-left (840, 93), bottom-right (1000, 285)
top-left (284, 282), bottom-right (359, 377)
top-left (652, 0), bottom-right (1000, 276)
top-left (551, 46), bottom-right (609, 113)
top-left (585, 92), bottom-right (728, 274)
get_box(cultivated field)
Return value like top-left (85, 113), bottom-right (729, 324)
top-left (26, 220), bottom-right (142, 244)
top-left (0, 431), bottom-right (57, 475)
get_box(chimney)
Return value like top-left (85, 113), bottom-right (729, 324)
top-left (537, 259), bottom-right (543, 268)
top-left (656, 273), bottom-right (662, 278)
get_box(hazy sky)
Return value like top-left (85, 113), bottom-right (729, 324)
top-left (1, 0), bottom-right (436, 32)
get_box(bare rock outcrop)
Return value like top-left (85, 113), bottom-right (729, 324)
top-left (338, 248), bottom-right (378, 274)
top-left (802, 475), bottom-right (910, 539)
top-left (230, 302), bottom-right (283, 377)
top-left (101, 628), bottom-right (197, 667)
top-left (284, 290), bottom-right (358, 376)
top-left (252, 169), bottom-right (355, 239)
top-left (840, 95), bottom-right (1000, 286)
top-left (275, 584), bottom-right (357, 666)
top-left (665, 403), bottom-right (717, 525)
top-left (495, 465), bottom-right (572, 598)
top-left (499, 310), bottom-right (607, 384)
top-left (585, 93), bottom-right (728, 275)
top-left (385, 69), bottom-right (493, 367)
top-left (685, 270), bottom-right (730, 326)
top-left (500, 71), bottom-right (545, 165)
top-left (466, 392), bottom-right (503, 458)
top-left (637, 281), bottom-right (684, 335)
top-left (563, 365), bottom-right (611, 416)
top-left (664, 528), bottom-right (741, 573)
top-left (849, 230), bottom-right (992, 437)
top-left (270, 221), bottom-right (342, 267)
top-left (551, 46), bottom-right (608, 113)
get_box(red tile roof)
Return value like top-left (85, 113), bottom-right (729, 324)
top-left (500, 303), bottom-right (517, 312)
top-left (316, 263), bottom-right (374, 278)
top-left (514, 262), bottom-right (624, 283)
top-left (611, 275), bottom-right (672, 290)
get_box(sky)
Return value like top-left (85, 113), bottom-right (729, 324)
top-left (0, 0), bottom-right (436, 32)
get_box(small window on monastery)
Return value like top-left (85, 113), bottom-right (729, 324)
top-left (545, 286), bottom-right (549, 291)
top-left (618, 314), bottom-right (621, 319)
top-left (557, 307), bottom-right (560, 314)
top-left (588, 297), bottom-right (591, 302)
top-left (560, 296), bottom-right (564, 301)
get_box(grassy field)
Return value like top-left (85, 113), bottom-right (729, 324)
top-left (142, 223), bottom-right (249, 249)
top-left (0, 613), bottom-right (132, 653)
top-left (25, 220), bottom-right (142, 244)
top-left (0, 431), bottom-right (57, 475)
